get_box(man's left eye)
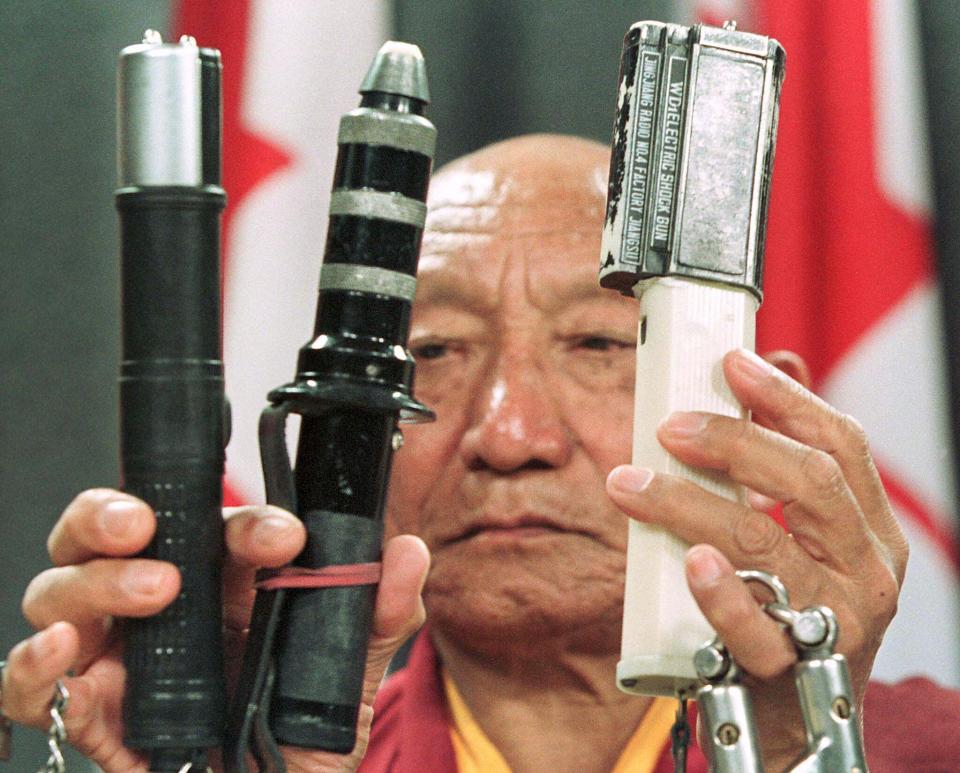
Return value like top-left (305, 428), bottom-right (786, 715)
top-left (575, 335), bottom-right (633, 352)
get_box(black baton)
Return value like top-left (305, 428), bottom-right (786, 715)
top-left (116, 30), bottom-right (227, 773)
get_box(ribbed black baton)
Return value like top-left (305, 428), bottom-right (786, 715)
top-left (225, 41), bottom-right (435, 772)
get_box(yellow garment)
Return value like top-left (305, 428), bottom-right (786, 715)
top-left (443, 671), bottom-right (677, 772)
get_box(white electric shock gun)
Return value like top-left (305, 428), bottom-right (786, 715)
top-left (600, 20), bottom-right (785, 698)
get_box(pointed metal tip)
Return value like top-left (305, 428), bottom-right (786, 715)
top-left (360, 40), bottom-right (430, 103)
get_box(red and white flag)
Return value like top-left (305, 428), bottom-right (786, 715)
top-left (698, 0), bottom-right (960, 684)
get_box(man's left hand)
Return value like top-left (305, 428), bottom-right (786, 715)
top-left (607, 347), bottom-right (907, 767)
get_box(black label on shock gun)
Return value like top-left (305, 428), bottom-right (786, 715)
top-left (620, 49), bottom-right (661, 266)
top-left (651, 55), bottom-right (687, 252)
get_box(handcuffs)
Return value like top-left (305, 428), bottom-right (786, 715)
top-left (675, 569), bottom-right (868, 773)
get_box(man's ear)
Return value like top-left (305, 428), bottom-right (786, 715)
top-left (761, 349), bottom-right (813, 390)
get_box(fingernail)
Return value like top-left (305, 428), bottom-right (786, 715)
top-left (687, 546), bottom-right (724, 587)
top-left (660, 411), bottom-right (708, 438)
top-left (123, 564), bottom-right (166, 595)
top-left (732, 349), bottom-right (773, 382)
top-left (609, 466), bottom-right (654, 494)
top-left (746, 489), bottom-right (779, 513)
top-left (30, 628), bottom-right (56, 661)
top-left (100, 499), bottom-right (140, 538)
top-left (254, 515), bottom-right (297, 542)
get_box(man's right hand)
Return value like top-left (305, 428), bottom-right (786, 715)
top-left (4, 488), bottom-right (428, 772)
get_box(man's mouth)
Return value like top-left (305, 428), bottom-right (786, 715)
top-left (448, 515), bottom-right (583, 544)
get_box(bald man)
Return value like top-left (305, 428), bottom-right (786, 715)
top-left (5, 136), bottom-right (958, 772)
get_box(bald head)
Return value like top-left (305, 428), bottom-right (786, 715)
top-left (425, 134), bottom-right (610, 236)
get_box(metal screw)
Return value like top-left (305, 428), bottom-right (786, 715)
top-left (717, 723), bottom-right (740, 746)
top-left (391, 430), bottom-right (404, 451)
top-left (179, 34), bottom-right (198, 47)
top-left (142, 29), bottom-right (163, 45)
top-left (832, 696), bottom-right (852, 719)
top-left (694, 644), bottom-right (728, 680)
top-left (792, 610), bottom-right (829, 646)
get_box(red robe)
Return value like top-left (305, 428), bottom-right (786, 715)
top-left (361, 630), bottom-right (960, 772)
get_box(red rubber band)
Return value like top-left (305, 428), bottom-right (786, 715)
top-left (255, 562), bottom-right (382, 591)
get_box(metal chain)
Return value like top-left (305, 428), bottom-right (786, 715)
top-left (670, 694), bottom-right (691, 773)
top-left (36, 680), bottom-right (68, 773)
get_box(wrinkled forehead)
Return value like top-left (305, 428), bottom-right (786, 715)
top-left (427, 138), bottom-right (607, 237)
top-left (416, 142), bottom-right (612, 307)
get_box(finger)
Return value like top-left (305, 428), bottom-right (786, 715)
top-left (221, 506), bottom-right (306, 631)
top-left (685, 545), bottom-right (795, 679)
top-left (607, 465), bottom-right (822, 593)
top-left (372, 535), bottom-right (430, 639)
top-left (3, 623), bottom-right (78, 727)
top-left (657, 412), bottom-right (872, 568)
top-left (746, 488), bottom-right (779, 514)
top-left (23, 560), bottom-right (180, 632)
top-left (723, 349), bottom-right (906, 575)
top-left (362, 535), bottom-right (430, 703)
top-left (223, 505), bottom-right (306, 569)
top-left (48, 489), bottom-right (156, 566)
top-left (7, 632), bottom-right (149, 770)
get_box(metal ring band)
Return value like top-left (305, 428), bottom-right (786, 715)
top-left (338, 110), bottom-right (436, 157)
top-left (329, 189), bottom-right (427, 228)
top-left (319, 264), bottom-right (417, 301)
top-left (735, 569), bottom-right (790, 607)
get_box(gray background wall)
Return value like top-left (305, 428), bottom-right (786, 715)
top-left (1, 2), bottom-right (169, 768)
top-left (395, 0), bottom-right (675, 164)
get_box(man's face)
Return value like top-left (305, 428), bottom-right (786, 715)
top-left (387, 136), bottom-right (639, 652)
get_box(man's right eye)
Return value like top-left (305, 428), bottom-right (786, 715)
top-left (411, 342), bottom-right (449, 360)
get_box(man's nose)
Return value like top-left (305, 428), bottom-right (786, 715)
top-left (459, 350), bottom-right (573, 472)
